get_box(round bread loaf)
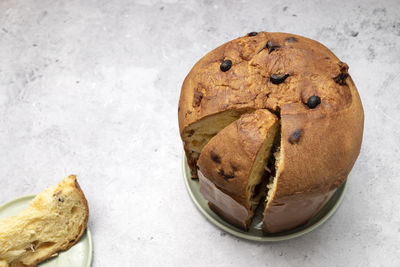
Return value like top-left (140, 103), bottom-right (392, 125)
top-left (178, 32), bottom-right (364, 233)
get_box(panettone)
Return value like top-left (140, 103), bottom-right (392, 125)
top-left (178, 32), bottom-right (364, 233)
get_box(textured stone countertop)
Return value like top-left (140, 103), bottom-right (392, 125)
top-left (0, 0), bottom-right (399, 266)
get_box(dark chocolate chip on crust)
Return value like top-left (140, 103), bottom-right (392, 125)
top-left (338, 61), bottom-right (349, 72)
top-left (248, 32), bottom-right (258, 36)
top-left (285, 37), bottom-right (298, 43)
top-left (288, 129), bottom-right (303, 144)
top-left (270, 74), bottom-right (289, 84)
top-left (266, 40), bottom-right (280, 53)
top-left (192, 90), bottom-right (203, 107)
top-left (220, 60), bottom-right (232, 72)
top-left (307, 95), bottom-right (321, 109)
top-left (218, 169), bottom-right (235, 180)
top-left (210, 149), bottom-right (221, 163)
top-left (334, 72), bottom-right (349, 85)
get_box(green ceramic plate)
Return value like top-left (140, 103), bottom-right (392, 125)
top-left (183, 154), bottom-right (348, 241)
top-left (0, 195), bottom-right (92, 266)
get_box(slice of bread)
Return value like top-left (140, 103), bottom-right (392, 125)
top-left (181, 108), bottom-right (254, 178)
top-left (0, 175), bottom-right (89, 267)
top-left (197, 110), bottom-right (279, 230)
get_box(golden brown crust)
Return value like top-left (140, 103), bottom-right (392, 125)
top-left (179, 32), bottom-right (364, 233)
top-left (179, 32), bottom-right (355, 178)
top-left (178, 32), bottom-right (352, 130)
top-left (198, 110), bottom-right (278, 230)
top-left (263, 76), bottom-right (364, 233)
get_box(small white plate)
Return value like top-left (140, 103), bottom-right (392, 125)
top-left (0, 195), bottom-right (92, 266)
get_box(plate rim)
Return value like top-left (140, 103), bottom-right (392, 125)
top-left (183, 154), bottom-right (348, 242)
top-left (0, 194), bottom-right (93, 266)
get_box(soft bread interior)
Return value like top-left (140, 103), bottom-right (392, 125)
top-left (246, 122), bottom-right (280, 210)
top-left (266, 144), bottom-right (281, 203)
top-left (183, 108), bottom-right (253, 176)
top-left (0, 176), bottom-right (88, 266)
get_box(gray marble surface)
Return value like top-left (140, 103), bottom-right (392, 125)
top-left (0, 0), bottom-right (399, 266)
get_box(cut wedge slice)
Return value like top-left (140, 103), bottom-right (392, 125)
top-left (197, 109), bottom-right (279, 230)
top-left (181, 108), bottom-right (254, 178)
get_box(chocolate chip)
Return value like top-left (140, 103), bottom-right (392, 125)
top-left (210, 149), bottom-right (221, 163)
top-left (307, 95), bottom-right (321, 109)
top-left (220, 60), bottom-right (232, 72)
top-left (288, 129), bottom-right (302, 144)
top-left (266, 40), bottom-right (280, 53)
top-left (285, 37), bottom-right (298, 43)
top-left (187, 129), bottom-right (194, 137)
top-left (218, 169), bottom-right (234, 180)
top-left (248, 32), bottom-right (258, 36)
top-left (270, 74), bottom-right (289, 84)
top-left (334, 72), bottom-right (349, 85)
top-left (58, 197), bottom-right (64, 202)
top-left (338, 61), bottom-right (349, 71)
top-left (192, 90), bottom-right (203, 107)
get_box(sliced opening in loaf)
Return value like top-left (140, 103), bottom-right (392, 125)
top-left (266, 141), bottom-right (281, 204)
top-left (246, 122), bottom-right (280, 211)
top-left (245, 117), bottom-right (282, 229)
